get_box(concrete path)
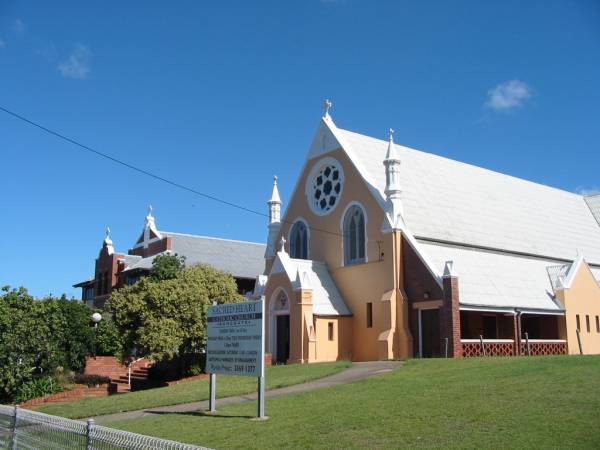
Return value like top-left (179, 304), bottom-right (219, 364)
top-left (93, 360), bottom-right (401, 423)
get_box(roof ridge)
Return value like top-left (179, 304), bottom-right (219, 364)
top-left (162, 231), bottom-right (266, 247)
top-left (338, 127), bottom-right (584, 199)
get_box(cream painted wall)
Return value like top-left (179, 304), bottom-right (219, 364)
top-left (556, 262), bottom-right (600, 355)
top-left (273, 147), bottom-right (401, 361)
top-left (314, 317), bottom-right (352, 362)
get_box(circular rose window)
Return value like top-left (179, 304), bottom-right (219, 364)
top-left (306, 157), bottom-right (344, 215)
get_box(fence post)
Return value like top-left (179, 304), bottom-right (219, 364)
top-left (525, 332), bottom-right (531, 356)
top-left (10, 405), bottom-right (19, 450)
top-left (444, 337), bottom-right (449, 358)
top-left (86, 418), bottom-right (94, 450)
top-left (576, 329), bottom-right (584, 355)
top-left (479, 335), bottom-right (486, 356)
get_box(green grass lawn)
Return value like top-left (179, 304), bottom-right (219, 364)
top-left (34, 361), bottom-right (350, 419)
top-left (107, 356), bottom-right (600, 449)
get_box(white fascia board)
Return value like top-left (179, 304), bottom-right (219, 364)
top-left (326, 119), bottom-right (388, 213)
top-left (268, 251), bottom-right (297, 283)
top-left (132, 236), bottom-right (162, 250)
top-left (519, 309), bottom-right (565, 316)
top-left (460, 305), bottom-right (516, 314)
top-left (562, 254), bottom-right (585, 289)
top-left (281, 115), bottom-right (387, 233)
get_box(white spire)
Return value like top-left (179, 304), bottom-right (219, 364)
top-left (383, 128), bottom-right (404, 230)
top-left (265, 177), bottom-right (284, 260)
top-left (323, 99), bottom-right (332, 119)
top-left (385, 128), bottom-right (400, 163)
top-left (104, 226), bottom-right (114, 255)
top-left (269, 176), bottom-right (281, 204)
top-left (142, 204), bottom-right (162, 248)
top-left (268, 176), bottom-right (282, 224)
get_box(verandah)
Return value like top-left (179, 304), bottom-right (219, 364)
top-left (459, 310), bottom-right (567, 357)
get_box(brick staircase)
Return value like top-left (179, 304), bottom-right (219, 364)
top-left (84, 356), bottom-right (153, 393)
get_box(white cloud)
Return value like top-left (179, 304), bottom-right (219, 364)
top-left (14, 19), bottom-right (25, 32)
top-left (57, 44), bottom-right (91, 79)
top-left (576, 187), bottom-right (600, 196)
top-left (485, 80), bottom-right (532, 112)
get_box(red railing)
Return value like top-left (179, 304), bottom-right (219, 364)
top-left (462, 340), bottom-right (514, 357)
top-left (462, 339), bottom-right (567, 357)
top-left (519, 340), bottom-right (567, 356)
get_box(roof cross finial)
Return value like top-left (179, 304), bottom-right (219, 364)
top-left (389, 128), bottom-right (395, 143)
top-left (147, 204), bottom-right (153, 217)
top-left (105, 226), bottom-right (111, 239)
top-left (323, 99), bottom-right (332, 118)
top-left (280, 236), bottom-right (287, 252)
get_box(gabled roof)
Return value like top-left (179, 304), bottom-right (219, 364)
top-left (122, 232), bottom-right (266, 280)
top-left (270, 251), bottom-right (352, 316)
top-left (335, 126), bottom-right (600, 265)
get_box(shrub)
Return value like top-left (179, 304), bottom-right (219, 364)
top-left (188, 363), bottom-right (204, 377)
top-left (72, 374), bottom-right (111, 387)
top-left (14, 376), bottom-right (63, 403)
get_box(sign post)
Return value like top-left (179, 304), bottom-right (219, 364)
top-left (206, 299), bottom-right (266, 419)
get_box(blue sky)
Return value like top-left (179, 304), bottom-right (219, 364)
top-left (1, 1), bottom-right (599, 298)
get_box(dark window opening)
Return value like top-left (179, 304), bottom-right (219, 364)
top-left (328, 322), bottom-right (334, 341)
top-left (343, 205), bottom-right (366, 265)
top-left (576, 314), bottom-right (581, 331)
top-left (290, 221), bottom-right (308, 259)
top-left (586, 315), bottom-right (590, 333)
top-left (366, 302), bottom-right (373, 328)
top-left (522, 316), bottom-right (541, 339)
top-left (482, 315), bottom-right (498, 339)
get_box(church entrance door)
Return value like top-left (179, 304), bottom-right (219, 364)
top-left (275, 315), bottom-right (290, 363)
top-left (420, 309), bottom-right (441, 357)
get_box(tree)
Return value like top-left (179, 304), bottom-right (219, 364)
top-left (0, 287), bottom-right (96, 402)
top-left (107, 264), bottom-right (242, 362)
top-left (151, 253), bottom-right (186, 281)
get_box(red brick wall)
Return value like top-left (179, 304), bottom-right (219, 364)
top-left (128, 237), bottom-right (172, 257)
top-left (402, 238), bottom-right (444, 301)
top-left (441, 276), bottom-right (462, 358)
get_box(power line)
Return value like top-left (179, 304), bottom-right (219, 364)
top-left (0, 105), bottom-right (344, 238)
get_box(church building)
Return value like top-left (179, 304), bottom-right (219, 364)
top-left (74, 207), bottom-right (266, 308)
top-left (253, 103), bottom-right (600, 362)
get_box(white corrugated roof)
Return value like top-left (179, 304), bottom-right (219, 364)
top-left (333, 126), bottom-right (600, 265)
top-left (270, 252), bottom-right (352, 316)
top-left (419, 240), bottom-right (564, 312)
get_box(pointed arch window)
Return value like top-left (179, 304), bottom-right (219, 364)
top-left (343, 205), bottom-right (366, 265)
top-left (290, 221), bottom-right (308, 259)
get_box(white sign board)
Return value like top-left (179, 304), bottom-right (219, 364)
top-left (206, 300), bottom-right (265, 377)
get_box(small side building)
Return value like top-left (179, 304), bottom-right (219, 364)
top-left (74, 208), bottom-right (266, 308)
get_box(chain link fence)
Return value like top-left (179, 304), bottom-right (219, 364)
top-left (0, 405), bottom-right (210, 450)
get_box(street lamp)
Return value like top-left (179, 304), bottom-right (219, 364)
top-left (91, 313), bottom-right (102, 358)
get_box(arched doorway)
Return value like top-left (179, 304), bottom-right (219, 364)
top-left (271, 289), bottom-right (290, 364)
